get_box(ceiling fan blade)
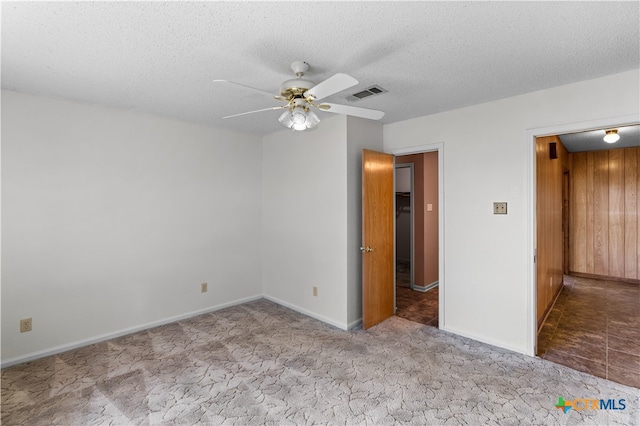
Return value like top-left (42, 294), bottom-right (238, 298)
top-left (214, 79), bottom-right (283, 100)
top-left (318, 103), bottom-right (385, 120)
top-left (304, 73), bottom-right (358, 101)
top-left (222, 105), bottom-right (287, 119)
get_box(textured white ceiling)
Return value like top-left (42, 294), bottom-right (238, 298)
top-left (2, 2), bottom-right (639, 135)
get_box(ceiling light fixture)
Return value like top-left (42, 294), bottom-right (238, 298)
top-left (603, 129), bottom-right (620, 143)
top-left (278, 100), bottom-right (320, 131)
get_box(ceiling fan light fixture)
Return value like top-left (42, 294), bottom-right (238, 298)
top-left (603, 129), bottom-right (620, 143)
top-left (217, 61), bottom-right (383, 131)
top-left (278, 105), bottom-right (320, 131)
top-left (278, 110), bottom-right (293, 128)
top-left (291, 107), bottom-right (308, 130)
top-left (306, 110), bottom-right (320, 128)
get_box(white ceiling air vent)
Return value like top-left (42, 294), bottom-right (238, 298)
top-left (346, 85), bottom-right (387, 103)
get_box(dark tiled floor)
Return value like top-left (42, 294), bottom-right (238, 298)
top-left (537, 275), bottom-right (640, 388)
top-left (395, 285), bottom-right (439, 327)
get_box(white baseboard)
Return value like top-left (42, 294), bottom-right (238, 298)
top-left (413, 281), bottom-right (438, 292)
top-left (3, 295), bottom-right (370, 368)
top-left (441, 325), bottom-right (528, 356)
top-left (1, 294), bottom-right (263, 369)
top-left (262, 295), bottom-right (349, 331)
top-left (348, 318), bottom-right (363, 330)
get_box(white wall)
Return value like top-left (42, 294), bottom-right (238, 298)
top-left (384, 69), bottom-right (640, 354)
top-left (261, 115), bottom-right (350, 328)
top-left (1, 91), bottom-right (263, 364)
top-left (261, 115), bottom-right (383, 330)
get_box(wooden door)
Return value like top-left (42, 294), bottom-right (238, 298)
top-left (362, 149), bottom-right (395, 329)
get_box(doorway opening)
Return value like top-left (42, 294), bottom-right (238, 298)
top-left (393, 151), bottom-right (440, 327)
top-left (361, 144), bottom-right (443, 330)
top-left (395, 164), bottom-right (414, 290)
top-left (530, 118), bottom-right (639, 387)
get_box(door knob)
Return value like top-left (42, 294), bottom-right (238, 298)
top-left (360, 246), bottom-right (374, 253)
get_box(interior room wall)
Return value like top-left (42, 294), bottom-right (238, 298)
top-left (261, 115), bottom-right (350, 328)
top-left (261, 115), bottom-right (382, 330)
top-left (383, 69), bottom-right (640, 354)
top-left (1, 90), bottom-right (263, 364)
top-left (570, 146), bottom-right (640, 282)
top-left (535, 136), bottom-right (569, 326)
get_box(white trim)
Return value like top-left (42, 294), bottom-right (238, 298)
top-left (525, 113), bottom-right (640, 357)
top-left (442, 325), bottom-right (527, 355)
top-left (414, 281), bottom-right (438, 293)
top-left (1, 295), bottom-right (263, 368)
top-left (393, 155), bottom-right (397, 313)
top-left (262, 295), bottom-right (349, 331)
top-left (526, 129), bottom-right (537, 357)
top-left (390, 142), bottom-right (444, 330)
top-left (348, 318), bottom-right (363, 330)
top-left (528, 114), bottom-right (639, 138)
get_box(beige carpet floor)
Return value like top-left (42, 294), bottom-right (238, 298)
top-left (2, 299), bottom-right (638, 425)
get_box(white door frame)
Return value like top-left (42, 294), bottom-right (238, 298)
top-left (526, 113), bottom-right (639, 356)
top-left (391, 143), bottom-right (444, 329)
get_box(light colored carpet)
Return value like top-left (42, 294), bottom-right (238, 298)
top-left (2, 299), bottom-right (638, 425)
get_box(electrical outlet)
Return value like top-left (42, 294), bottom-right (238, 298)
top-left (493, 202), bottom-right (507, 215)
top-left (313, 286), bottom-right (318, 297)
top-left (20, 318), bottom-right (32, 333)
top-left (201, 283), bottom-right (208, 293)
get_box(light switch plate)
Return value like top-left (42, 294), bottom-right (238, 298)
top-left (493, 202), bottom-right (507, 214)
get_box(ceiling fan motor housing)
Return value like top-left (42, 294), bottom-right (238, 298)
top-left (280, 61), bottom-right (314, 99)
top-left (280, 78), bottom-right (315, 99)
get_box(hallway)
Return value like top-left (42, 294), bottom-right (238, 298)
top-left (537, 275), bottom-right (640, 388)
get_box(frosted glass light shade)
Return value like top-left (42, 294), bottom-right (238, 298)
top-left (278, 106), bottom-right (320, 131)
top-left (603, 129), bottom-right (620, 143)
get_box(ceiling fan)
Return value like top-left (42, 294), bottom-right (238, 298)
top-left (214, 61), bottom-right (385, 131)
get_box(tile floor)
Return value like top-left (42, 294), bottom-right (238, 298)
top-left (537, 275), bottom-right (640, 388)
top-left (395, 285), bottom-right (439, 327)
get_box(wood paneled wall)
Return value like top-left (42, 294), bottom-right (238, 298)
top-left (570, 147), bottom-right (639, 281)
top-left (536, 136), bottom-right (569, 326)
